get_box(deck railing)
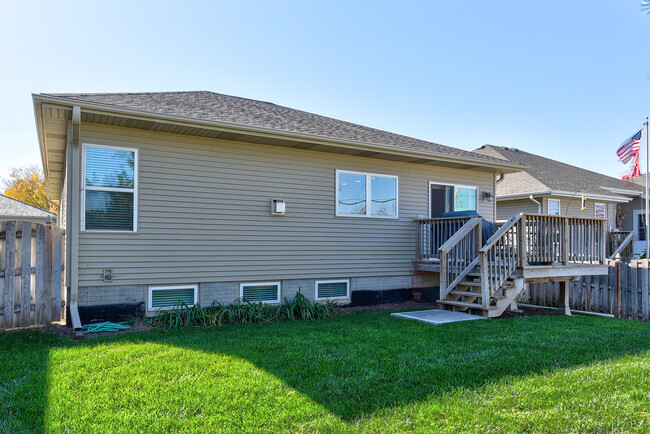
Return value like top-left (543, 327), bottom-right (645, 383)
top-left (438, 218), bottom-right (482, 298)
top-left (609, 231), bottom-right (634, 260)
top-left (479, 214), bottom-right (523, 305)
top-left (609, 232), bottom-right (635, 260)
top-left (521, 214), bottom-right (606, 265)
top-left (417, 213), bottom-right (607, 268)
top-left (415, 217), bottom-right (472, 261)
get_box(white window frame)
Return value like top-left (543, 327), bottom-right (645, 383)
top-left (336, 170), bottom-right (399, 219)
top-left (81, 143), bottom-right (139, 233)
top-left (239, 281), bottom-right (281, 304)
top-left (315, 279), bottom-right (350, 301)
top-left (148, 284), bottom-right (198, 312)
top-left (428, 181), bottom-right (479, 216)
top-left (594, 203), bottom-right (606, 220)
top-left (548, 199), bottom-right (561, 216)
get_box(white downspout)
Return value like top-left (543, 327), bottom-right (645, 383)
top-left (67, 106), bottom-right (82, 332)
top-left (529, 195), bottom-right (542, 214)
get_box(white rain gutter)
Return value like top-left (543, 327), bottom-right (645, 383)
top-left (529, 195), bottom-right (542, 214)
top-left (67, 106), bottom-right (82, 332)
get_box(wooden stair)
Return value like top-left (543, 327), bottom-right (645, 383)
top-left (437, 275), bottom-right (525, 318)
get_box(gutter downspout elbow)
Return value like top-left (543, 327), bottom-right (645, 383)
top-left (529, 195), bottom-right (542, 214)
top-left (68, 106), bottom-right (82, 332)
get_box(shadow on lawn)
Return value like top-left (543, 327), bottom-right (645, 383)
top-left (116, 312), bottom-right (650, 421)
top-left (4, 311), bottom-right (650, 430)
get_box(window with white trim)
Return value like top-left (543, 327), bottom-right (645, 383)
top-left (429, 183), bottom-right (478, 217)
top-left (315, 279), bottom-right (350, 301)
top-left (148, 284), bottom-right (198, 311)
top-left (595, 203), bottom-right (606, 219)
top-left (336, 170), bottom-right (398, 218)
top-left (240, 282), bottom-right (281, 303)
top-left (548, 199), bottom-right (560, 215)
top-left (82, 144), bottom-right (138, 231)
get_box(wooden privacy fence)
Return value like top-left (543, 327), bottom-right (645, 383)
top-left (518, 259), bottom-right (650, 321)
top-left (0, 220), bottom-right (65, 329)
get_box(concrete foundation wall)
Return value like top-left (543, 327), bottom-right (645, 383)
top-left (79, 273), bottom-right (439, 313)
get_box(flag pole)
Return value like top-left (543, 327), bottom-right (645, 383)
top-left (644, 116), bottom-right (650, 259)
top-left (646, 117), bottom-right (649, 258)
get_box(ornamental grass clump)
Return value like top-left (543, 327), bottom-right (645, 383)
top-left (150, 290), bottom-right (339, 329)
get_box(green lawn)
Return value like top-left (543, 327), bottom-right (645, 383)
top-left (2, 310), bottom-right (650, 432)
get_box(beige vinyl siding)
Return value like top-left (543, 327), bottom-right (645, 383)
top-left (543, 196), bottom-right (618, 229)
top-left (76, 124), bottom-right (495, 287)
top-left (619, 199), bottom-right (643, 232)
top-left (496, 198), bottom-right (540, 220)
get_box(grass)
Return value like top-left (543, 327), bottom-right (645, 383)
top-left (1, 310), bottom-right (650, 432)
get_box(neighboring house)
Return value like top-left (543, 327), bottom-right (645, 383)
top-left (473, 145), bottom-right (644, 255)
top-left (33, 91), bottom-right (527, 325)
top-left (0, 194), bottom-right (56, 224)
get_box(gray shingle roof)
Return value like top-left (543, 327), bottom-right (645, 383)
top-left (39, 91), bottom-right (520, 167)
top-left (0, 194), bottom-right (56, 219)
top-left (473, 145), bottom-right (642, 199)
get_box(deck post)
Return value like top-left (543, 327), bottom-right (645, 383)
top-left (480, 253), bottom-right (489, 307)
top-left (600, 220), bottom-right (607, 264)
top-left (517, 215), bottom-right (526, 268)
top-left (415, 220), bottom-right (421, 260)
top-left (558, 280), bottom-right (571, 315)
top-left (439, 250), bottom-right (448, 298)
top-left (614, 254), bottom-right (622, 318)
top-left (476, 218), bottom-right (482, 257)
top-left (562, 218), bottom-right (569, 265)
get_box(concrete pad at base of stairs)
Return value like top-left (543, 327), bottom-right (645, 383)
top-left (391, 309), bottom-right (486, 325)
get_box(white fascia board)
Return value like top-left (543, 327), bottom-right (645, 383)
top-left (496, 191), bottom-right (632, 203)
top-left (601, 186), bottom-right (643, 197)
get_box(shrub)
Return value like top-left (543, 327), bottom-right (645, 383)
top-left (150, 290), bottom-right (339, 329)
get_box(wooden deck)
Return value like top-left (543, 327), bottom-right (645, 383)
top-left (414, 213), bottom-right (609, 317)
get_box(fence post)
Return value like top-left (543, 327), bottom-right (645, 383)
top-left (641, 259), bottom-right (650, 321)
top-left (614, 254), bottom-right (622, 319)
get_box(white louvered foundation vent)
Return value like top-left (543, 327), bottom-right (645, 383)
top-left (240, 282), bottom-right (281, 303)
top-left (148, 285), bottom-right (198, 311)
top-left (315, 279), bottom-right (350, 301)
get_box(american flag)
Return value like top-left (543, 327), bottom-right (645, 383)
top-left (617, 129), bottom-right (642, 164)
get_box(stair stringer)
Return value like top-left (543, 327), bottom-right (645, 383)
top-left (487, 276), bottom-right (525, 317)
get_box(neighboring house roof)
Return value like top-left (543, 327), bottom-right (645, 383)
top-left (0, 194), bottom-right (56, 221)
top-left (473, 145), bottom-right (643, 202)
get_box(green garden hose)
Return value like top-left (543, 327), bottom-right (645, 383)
top-left (81, 322), bottom-right (131, 334)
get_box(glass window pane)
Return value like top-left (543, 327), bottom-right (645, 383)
top-left (338, 172), bottom-right (366, 215)
top-left (454, 188), bottom-right (477, 212)
top-left (85, 190), bottom-right (134, 230)
top-left (370, 176), bottom-right (397, 216)
top-left (86, 147), bottom-right (135, 189)
top-left (595, 204), bottom-right (605, 219)
top-left (548, 200), bottom-right (560, 215)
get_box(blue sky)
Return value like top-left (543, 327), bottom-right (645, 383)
top-left (2, 1), bottom-right (650, 184)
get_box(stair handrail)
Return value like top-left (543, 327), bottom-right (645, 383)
top-left (438, 217), bottom-right (483, 299)
top-left (608, 231), bottom-right (635, 260)
top-left (479, 213), bottom-right (524, 307)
